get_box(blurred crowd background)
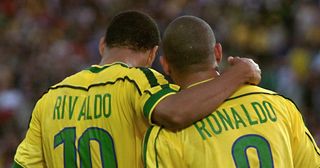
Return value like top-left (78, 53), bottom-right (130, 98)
top-left (0, 0), bottom-right (320, 167)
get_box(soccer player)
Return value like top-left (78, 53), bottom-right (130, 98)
top-left (13, 11), bottom-right (261, 168)
top-left (143, 16), bottom-right (320, 167)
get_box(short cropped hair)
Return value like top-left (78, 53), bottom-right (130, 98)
top-left (163, 16), bottom-right (216, 73)
top-left (105, 10), bottom-right (160, 52)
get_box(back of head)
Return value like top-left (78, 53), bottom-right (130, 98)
top-left (105, 10), bottom-right (160, 52)
top-left (163, 16), bottom-right (216, 73)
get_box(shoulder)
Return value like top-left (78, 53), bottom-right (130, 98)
top-left (227, 85), bottom-right (300, 111)
top-left (226, 85), bottom-right (283, 106)
top-left (45, 63), bottom-right (168, 94)
top-left (129, 67), bottom-right (166, 83)
top-left (234, 85), bottom-right (277, 96)
top-left (124, 67), bottom-right (170, 93)
top-left (227, 85), bottom-right (278, 101)
top-left (93, 63), bottom-right (167, 88)
top-left (51, 69), bottom-right (88, 88)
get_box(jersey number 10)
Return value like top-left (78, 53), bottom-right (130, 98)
top-left (54, 127), bottom-right (117, 168)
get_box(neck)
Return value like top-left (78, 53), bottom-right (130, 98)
top-left (172, 68), bottom-right (219, 89)
top-left (99, 47), bottom-right (147, 67)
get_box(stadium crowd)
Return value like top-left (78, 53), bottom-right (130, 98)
top-left (0, 0), bottom-right (319, 167)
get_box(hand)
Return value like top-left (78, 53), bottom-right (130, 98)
top-left (227, 56), bottom-right (261, 85)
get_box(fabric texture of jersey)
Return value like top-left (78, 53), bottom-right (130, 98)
top-left (143, 84), bottom-right (320, 168)
top-left (13, 62), bottom-right (179, 168)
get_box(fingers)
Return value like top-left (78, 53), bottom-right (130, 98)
top-left (227, 56), bottom-right (241, 65)
top-left (248, 59), bottom-right (260, 69)
top-left (227, 56), bottom-right (234, 64)
top-left (227, 56), bottom-right (262, 85)
top-left (247, 59), bottom-right (261, 85)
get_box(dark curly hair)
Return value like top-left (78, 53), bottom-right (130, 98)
top-left (105, 10), bottom-right (160, 52)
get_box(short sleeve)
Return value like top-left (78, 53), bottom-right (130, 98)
top-left (133, 68), bottom-right (179, 125)
top-left (14, 100), bottom-right (46, 168)
top-left (143, 126), bottom-right (185, 168)
top-left (286, 99), bottom-right (320, 167)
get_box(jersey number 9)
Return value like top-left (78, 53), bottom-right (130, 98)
top-left (232, 134), bottom-right (274, 167)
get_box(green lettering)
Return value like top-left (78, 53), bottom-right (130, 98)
top-left (94, 94), bottom-right (102, 119)
top-left (194, 120), bottom-right (212, 140)
top-left (241, 104), bottom-right (258, 126)
top-left (78, 97), bottom-right (87, 121)
top-left (61, 95), bottom-right (66, 119)
top-left (86, 96), bottom-right (92, 120)
top-left (231, 107), bottom-right (247, 129)
top-left (207, 113), bottom-right (222, 135)
top-left (263, 101), bottom-right (277, 122)
top-left (69, 96), bottom-right (78, 120)
top-left (53, 96), bottom-right (62, 120)
top-left (251, 102), bottom-right (267, 123)
top-left (217, 109), bottom-right (234, 131)
top-left (103, 94), bottom-right (111, 118)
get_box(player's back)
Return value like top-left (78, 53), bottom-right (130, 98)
top-left (144, 85), bottom-right (320, 168)
top-left (32, 62), bottom-right (164, 168)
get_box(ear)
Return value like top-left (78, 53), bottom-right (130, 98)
top-left (146, 45), bottom-right (159, 67)
top-left (214, 43), bottom-right (223, 64)
top-left (99, 37), bottom-right (106, 56)
top-left (160, 56), bottom-right (170, 75)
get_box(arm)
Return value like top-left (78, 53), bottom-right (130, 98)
top-left (153, 57), bottom-right (261, 131)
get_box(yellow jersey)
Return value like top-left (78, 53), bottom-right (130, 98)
top-left (13, 62), bottom-right (179, 168)
top-left (144, 84), bottom-right (320, 168)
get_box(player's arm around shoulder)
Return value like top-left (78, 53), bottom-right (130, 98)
top-left (131, 66), bottom-right (179, 123)
top-left (152, 57), bottom-right (261, 131)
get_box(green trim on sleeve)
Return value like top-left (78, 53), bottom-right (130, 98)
top-left (139, 68), bottom-right (159, 87)
top-left (143, 87), bottom-right (177, 119)
top-left (12, 161), bottom-right (24, 168)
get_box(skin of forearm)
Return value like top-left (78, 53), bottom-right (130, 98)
top-left (153, 67), bottom-right (247, 131)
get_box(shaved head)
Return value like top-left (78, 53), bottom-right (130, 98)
top-left (163, 16), bottom-right (216, 73)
